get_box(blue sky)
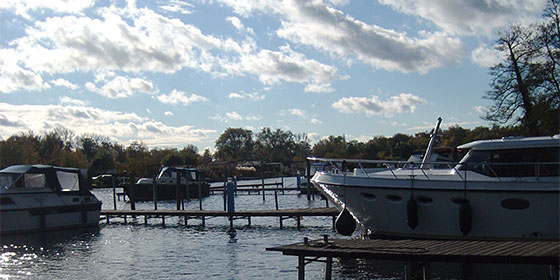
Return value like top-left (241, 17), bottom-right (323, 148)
top-left (0, 0), bottom-right (548, 152)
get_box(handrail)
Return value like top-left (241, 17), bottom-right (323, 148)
top-left (307, 156), bottom-right (559, 181)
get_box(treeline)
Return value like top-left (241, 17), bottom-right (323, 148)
top-left (0, 124), bottom-right (533, 180)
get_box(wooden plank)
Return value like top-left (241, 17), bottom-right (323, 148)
top-left (267, 238), bottom-right (560, 265)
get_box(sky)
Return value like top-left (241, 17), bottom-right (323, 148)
top-left (0, 0), bottom-right (549, 152)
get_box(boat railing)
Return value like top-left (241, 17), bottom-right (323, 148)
top-left (307, 157), bottom-right (559, 181)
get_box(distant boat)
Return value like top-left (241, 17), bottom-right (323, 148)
top-left (311, 118), bottom-right (560, 240)
top-left (0, 165), bottom-right (102, 234)
top-left (123, 167), bottom-right (210, 201)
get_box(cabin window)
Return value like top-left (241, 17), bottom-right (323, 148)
top-left (386, 194), bottom-right (402, 202)
top-left (501, 198), bottom-right (530, 210)
top-left (0, 174), bottom-right (19, 190)
top-left (57, 171), bottom-right (80, 191)
top-left (459, 147), bottom-right (559, 177)
top-left (360, 192), bottom-right (376, 201)
top-left (24, 174), bottom-right (46, 188)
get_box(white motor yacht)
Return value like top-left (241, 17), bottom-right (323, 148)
top-left (310, 121), bottom-right (559, 240)
top-left (0, 165), bottom-right (102, 234)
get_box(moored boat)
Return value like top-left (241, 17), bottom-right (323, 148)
top-left (0, 165), bottom-right (102, 234)
top-left (310, 121), bottom-right (559, 240)
top-left (123, 167), bottom-right (210, 201)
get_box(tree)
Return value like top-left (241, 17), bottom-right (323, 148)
top-left (484, 0), bottom-right (560, 135)
top-left (214, 128), bottom-right (254, 161)
top-left (161, 153), bottom-right (183, 167)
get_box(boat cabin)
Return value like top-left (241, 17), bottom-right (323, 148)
top-left (456, 135), bottom-right (560, 178)
top-left (0, 165), bottom-right (90, 194)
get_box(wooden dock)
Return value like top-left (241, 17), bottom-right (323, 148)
top-left (267, 236), bottom-right (560, 280)
top-left (100, 207), bottom-right (338, 230)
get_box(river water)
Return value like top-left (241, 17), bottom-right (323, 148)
top-left (0, 177), bottom-right (550, 279)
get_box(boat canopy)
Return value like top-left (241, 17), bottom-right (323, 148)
top-left (157, 167), bottom-right (202, 181)
top-left (458, 135), bottom-right (560, 150)
top-left (0, 165), bottom-right (86, 192)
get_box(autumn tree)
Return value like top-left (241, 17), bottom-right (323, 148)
top-left (214, 128), bottom-right (254, 161)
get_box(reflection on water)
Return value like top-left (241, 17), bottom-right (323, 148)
top-left (0, 177), bottom-right (553, 279)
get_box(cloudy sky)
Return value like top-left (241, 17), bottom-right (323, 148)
top-left (0, 0), bottom-right (548, 151)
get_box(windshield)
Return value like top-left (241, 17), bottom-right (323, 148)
top-left (0, 173), bottom-right (22, 190)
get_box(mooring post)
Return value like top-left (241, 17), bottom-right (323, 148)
top-left (422, 263), bottom-right (432, 280)
top-left (197, 172), bottom-right (203, 210)
top-left (297, 216), bottom-right (301, 230)
top-left (298, 255), bottom-right (305, 280)
top-left (223, 176), bottom-right (227, 211)
top-left (404, 262), bottom-right (412, 280)
top-left (274, 191), bottom-right (279, 210)
top-left (296, 171), bottom-right (301, 192)
top-left (306, 159), bottom-right (311, 201)
top-left (129, 176), bottom-right (136, 211)
top-left (176, 173), bottom-right (181, 210)
top-left (281, 176), bottom-right (284, 194)
top-left (152, 176), bottom-right (158, 210)
top-left (324, 234), bottom-right (332, 280)
top-left (261, 174), bottom-right (265, 202)
top-left (111, 175), bottom-right (117, 210)
top-left (227, 179), bottom-right (235, 213)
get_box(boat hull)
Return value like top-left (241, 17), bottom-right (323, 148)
top-left (1, 194), bottom-right (101, 235)
top-left (312, 172), bottom-right (559, 240)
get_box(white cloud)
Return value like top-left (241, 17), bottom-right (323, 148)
top-left (332, 93), bottom-right (426, 117)
top-left (228, 91), bottom-right (265, 101)
top-left (474, 105), bottom-right (489, 114)
top-left (164, 111), bottom-right (174, 116)
top-left (221, 0), bottom-right (464, 73)
top-left (471, 44), bottom-right (503, 68)
top-left (50, 78), bottom-right (79, 90)
top-left (379, 0), bottom-right (546, 36)
top-left (158, 0), bottom-right (194, 14)
top-left (310, 118), bottom-right (322, 124)
top-left (226, 111), bottom-right (243, 120)
top-left (59, 96), bottom-right (87, 106)
top-left (157, 89), bottom-right (208, 106)
top-left (226, 16), bottom-right (255, 35)
top-left (0, 49), bottom-right (48, 93)
top-left (238, 45), bottom-right (345, 92)
top-left (209, 112), bottom-right (261, 123)
top-left (0, 0), bottom-right (94, 19)
top-left (86, 75), bottom-right (157, 99)
top-left (0, 102), bottom-right (215, 148)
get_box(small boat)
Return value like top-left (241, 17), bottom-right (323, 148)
top-left (123, 167), bottom-right (210, 201)
top-left (0, 165), bottom-right (102, 234)
top-left (310, 118), bottom-right (559, 240)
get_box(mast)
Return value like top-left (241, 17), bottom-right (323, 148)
top-left (420, 117), bottom-right (442, 169)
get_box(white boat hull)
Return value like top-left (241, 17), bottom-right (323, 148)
top-left (313, 172), bottom-right (559, 240)
top-left (1, 193), bottom-right (101, 234)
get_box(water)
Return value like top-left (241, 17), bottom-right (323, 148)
top-left (0, 178), bottom-right (551, 279)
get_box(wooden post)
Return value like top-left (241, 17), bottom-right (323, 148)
top-left (297, 216), bottom-right (301, 230)
top-left (404, 262), bottom-right (412, 280)
top-left (306, 159), bottom-right (311, 201)
top-left (274, 191), bottom-right (279, 210)
top-left (111, 175), bottom-right (117, 210)
top-left (129, 176), bottom-right (136, 211)
top-left (422, 263), bottom-right (431, 280)
top-left (325, 257), bottom-right (333, 280)
top-left (281, 176), bottom-right (284, 194)
top-left (296, 171), bottom-right (301, 191)
top-left (279, 216), bottom-right (283, 229)
top-left (144, 215), bottom-right (148, 225)
top-left (298, 255), bottom-right (305, 280)
top-left (152, 177), bottom-right (158, 210)
top-left (176, 173), bottom-right (181, 210)
top-left (197, 171), bottom-right (202, 210)
top-left (261, 174), bottom-right (265, 202)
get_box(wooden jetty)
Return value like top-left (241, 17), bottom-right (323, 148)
top-left (100, 207), bottom-right (338, 230)
top-left (267, 236), bottom-right (560, 280)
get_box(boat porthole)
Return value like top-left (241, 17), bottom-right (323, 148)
top-left (451, 197), bottom-right (468, 205)
top-left (415, 196), bottom-right (433, 204)
top-left (360, 192), bottom-right (376, 201)
top-left (386, 194), bottom-right (402, 203)
top-left (501, 198), bottom-right (530, 210)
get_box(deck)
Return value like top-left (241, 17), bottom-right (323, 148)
top-left (267, 237), bottom-right (560, 280)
